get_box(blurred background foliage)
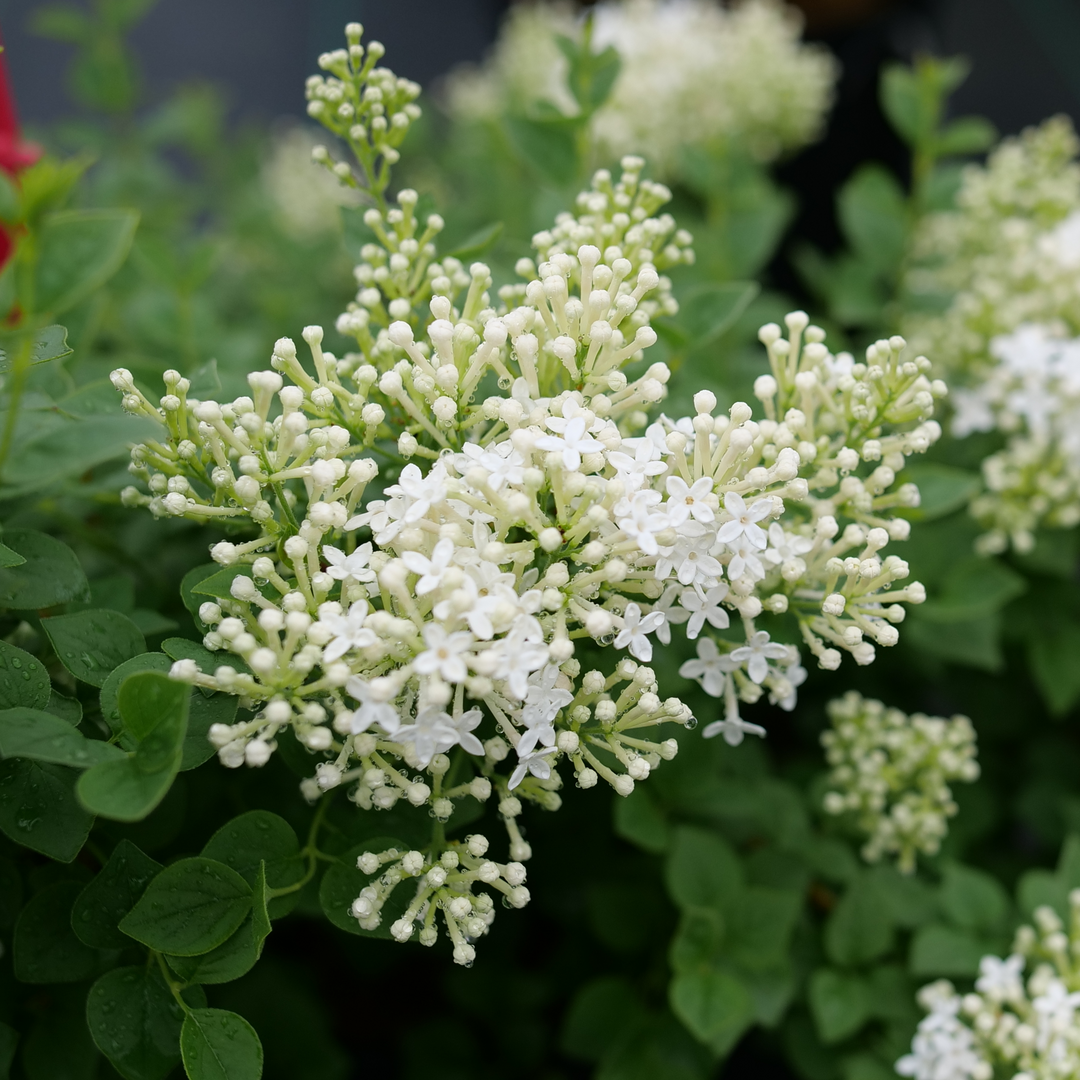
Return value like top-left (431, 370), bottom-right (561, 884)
top-left (0, 1), bottom-right (1078, 1079)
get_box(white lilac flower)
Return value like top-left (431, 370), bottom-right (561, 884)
top-left (679, 584), bottom-right (730, 638)
top-left (730, 630), bottom-right (788, 684)
top-left (321, 600), bottom-right (377, 662)
top-left (679, 637), bottom-right (737, 697)
top-left (402, 537), bottom-right (456, 595)
top-left (445, 0), bottom-right (837, 175)
top-left (114, 29), bottom-right (942, 963)
top-left (822, 692), bottom-right (979, 872)
top-left (664, 475), bottom-right (715, 525)
top-left (414, 624), bottom-right (473, 683)
top-left (509, 746), bottom-right (557, 791)
top-left (900, 894), bottom-right (1080, 1080)
top-left (614, 602), bottom-right (665, 662)
top-left (904, 116), bottom-right (1080, 551)
top-left (346, 676), bottom-right (402, 735)
top-left (323, 542), bottom-right (377, 584)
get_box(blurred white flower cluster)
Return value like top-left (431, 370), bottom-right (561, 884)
top-left (445, 0), bottom-right (838, 173)
top-left (905, 117), bottom-right (1080, 551)
top-left (822, 691), bottom-right (979, 873)
top-left (111, 24), bottom-right (941, 963)
top-left (262, 125), bottom-right (362, 239)
top-left (898, 896), bottom-right (1080, 1080)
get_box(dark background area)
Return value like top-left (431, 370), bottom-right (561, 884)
top-left (1, 0), bottom-right (1079, 136)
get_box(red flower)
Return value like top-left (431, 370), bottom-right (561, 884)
top-left (0, 30), bottom-right (40, 176)
top-left (0, 28), bottom-right (41, 278)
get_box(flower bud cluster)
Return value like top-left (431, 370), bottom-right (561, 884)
top-left (952, 324), bottom-right (1080, 552)
top-left (111, 24), bottom-right (944, 963)
top-left (305, 22), bottom-right (421, 203)
top-left (445, 0), bottom-right (837, 175)
top-left (822, 691), bottom-right (979, 874)
top-left (898, 894), bottom-right (1080, 1080)
top-left (904, 116), bottom-right (1080, 551)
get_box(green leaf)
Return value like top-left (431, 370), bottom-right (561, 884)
top-left (0, 758), bottom-right (92, 861)
top-left (0, 640), bottom-right (50, 709)
top-left (669, 968), bottom-right (755, 1056)
top-left (613, 783), bottom-right (669, 854)
top-left (669, 907), bottom-right (726, 975)
top-left (727, 886), bottom-right (803, 971)
top-left (119, 857), bottom-right (252, 956)
top-left (918, 557), bottom-right (1026, 623)
top-left (664, 281), bottom-right (759, 351)
top-left (824, 872), bottom-right (896, 966)
top-left (166, 862), bottom-right (272, 985)
top-left (14, 881), bottom-right (100, 983)
top-left (837, 164), bottom-right (908, 277)
top-left (34, 208), bottom-right (139, 316)
top-left (45, 690), bottom-right (82, 724)
top-left (444, 221), bottom-right (503, 262)
top-left (905, 610), bottom-right (1003, 671)
top-left (202, 811), bottom-right (304, 918)
top-left (179, 565), bottom-right (221, 629)
top-left (0, 324), bottom-right (73, 373)
top-left (808, 969), bottom-right (871, 1044)
top-left (190, 566), bottom-right (255, 602)
top-left (183, 689), bottom-right (236, 771)
top-left (72, 839), bottom-right (162, 949)
top-left (0, 707), bottom-right (125, 768)
top-left (0, 529), bottom-right (89, 610)
top-left (935, 116), bottom-right (996, 157)
top-left (99, 653), bottom-right (173, 737)
top-left (1, 413), bottom-right (161, 495)
top-left (180, 1009), bottom-right (263, 1080)
top-left (319, 838), bottom-right (409, 940)
top-left (900, 463), bottom-right (981, 521)
top-left (86, 965), bottom-right (185, 1080)
top-left (556, 30), bottom-right (622, 114)
top-left (504, 115), bottom-right (579, 185)
top-left (0, 857), bottom-right (22, 929)
top-left (664, 826), bottom-right (744, 912)
top-left (909, 924), bottom-right (987, 976)
top-left (43, 609), bottom-right (146, 687)
top-left (0, 542), bottom-right (24, 568)
top-left (78, 671), bottom-right (190, 822)
top-left (940, 863), bottom-right (1008, 931)
top-left (561, 977), bottom-right (645, 1062)
top-left (879, 64), bottom-right (924, 145)
top-left (1028, 619), bottom-right (1080, 716)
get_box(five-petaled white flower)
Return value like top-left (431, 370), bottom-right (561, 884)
top-left (322, 600), bottom-right (377, 662)
top-left (761, 523), bottom-right (813, 566)
top-left (664, 475), bottom-right (715, 525)
top-left (702, 701), bottom-right (766, 746)
top-left (535, 402), bottom-right (603, 471)
top-left (520, 664), bottom-right (573, 754)
top-left (613, 602), bottom-right (665, 662)
top-left (614, 489), bottom-right (669, 556)
top-left (974, 954), bottom-right (1024, 1003)
top-left (414, 624), bottom-right (473, 683)
top-left (730, 630), bottom-right (789, 684)
top-left (679, 584), bottom-right (730, 638)
top-left (346, 675), bottom-right (402, 735)
top-left (651, 583), bottom-right (690, 646)
top-left (323, 542), bottom-right (377, 584)
top-left (678, 636), bottom-right (737, 697)
top-left (402, 537), bottom-right (456, 595)
top-left (715, 491), bottom-right (772, 550)
top-left (509, 746), bottom-right (557, 790)
top-left (656, 522), bottom-right (724, 587)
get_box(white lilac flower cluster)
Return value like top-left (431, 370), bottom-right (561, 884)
top-left (262, 124), bottom-right (363, 239)
top-left (445, 0), bottom-right (837, 174)
top-left (821, 692), bottom-right (979, 874)
top-left (110, 24), bottom-right (942, 962)
top-left (897, 896), bottom-right (1080, 1080)
top-left (953, 325), bottom-right (1080, 551)
top-left (304, 22), bottom-right (421, 208)
top-left (904, 117), bottom-right (1080, 552)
